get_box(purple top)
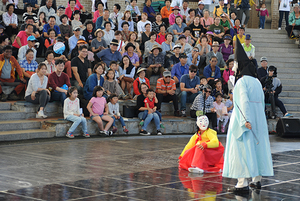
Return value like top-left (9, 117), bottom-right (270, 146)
top-left (123, 52), bottom-right (139, 64)
top-left (219, 44), bottom-right (233, 62)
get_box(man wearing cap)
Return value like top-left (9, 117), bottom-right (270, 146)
top-left (55, 5), bottom-right (65, 26)
top-left (43, 16), bottom-right (61, 38)
top-left (208, 16), bottom-right (225, 44)
top-left (171, 53), bottom-right (189, 84)
top-left (95, 9), bottom-right (115, 30)
top-left (196, 1), bottom-right (205, 17)
top-left (169, 44), bottom-right (181, 69)
top-left (133, 67), bottom-right (150, 96)
top-left (38, 0), bottom-right (56, 21)
top-left (213, 0), bottom-right (229, 18)
top-left (71, 45), bottom-right (92, 94)
top-left (242, 34), bottom-right (257, 67)
top-left (17, 35), bottom-right (37, 62)
top-left (203, 56), bottom-right (221, 85)
top-left (206, 41), bottom-right (225, 68)
top-left (180, 65), bottom-right (200, 117)
top-left (257, 57), bottom-right (268, 80)
top-left (178, 34), bottom-right (192, 55)
top-left (96, 39), bottom-right (122, 67)
top-left (156, 70), bottom-right (180, 116)
top-left (0, 45), bottom-right (26, 101)
top-left (146, 44), bottom-right (165, 78)
top-left (68, 26), bottom-right (85, 54)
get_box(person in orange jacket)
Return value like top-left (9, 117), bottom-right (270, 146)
top-left (133, 67), bottom-right (150, 96)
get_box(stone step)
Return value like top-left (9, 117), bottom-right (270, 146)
top-left (255, 47), bottom-right (300, 54)
top-left (246, 28), bottom-right (286, 34)
top-left (280, 79), bottom-right (300, 85)
top-left (253, 42), bottom-right (297, 48)
top-left (0, 102), bottom-right (11, 110)
top-left (252, 38), bottom-right (294, 43)
top-left (0, 111), bottom-right (27, 120)
top-left (0, 120), bottom-right (41, 131)
top-left (277, 68), bottom-right (300, 74)
top-left (254, 57), bottom-right (300, 63)
top-left (280, 97), bottom-right (300, 104)
top-left (255, 51), bottom-right (300, 58)
top-left (251, 33), bottom-right (289, 39)
top-left (280, 91), bottom-right (300, 97)
top-left (0, 129), bottom-right (56, 141)
top-left (283, 85), bottom-right (300, 91)
top-left (278, 73), bottom-right (300, 79)
top-left (281, 104), bottom-right (300, 111)
top-left (266, 62), bottom-right (299, 68)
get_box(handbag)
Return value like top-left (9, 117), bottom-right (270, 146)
top-left (123, 105), bottom-right (137, 118)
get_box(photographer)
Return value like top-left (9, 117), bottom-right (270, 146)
top-left (190, 84), bottom-right (217, 129)
top-left (260, 66), bottom-right (291, 118)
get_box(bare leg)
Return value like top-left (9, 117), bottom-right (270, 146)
top-left (126, 82), bottom-right (133, 94)
top-left (102, 115), bottom-right (114, 131)
top-left (121, 79), bottom-right (126, 92)
top-left (92, 116), bottom-right (104, 130)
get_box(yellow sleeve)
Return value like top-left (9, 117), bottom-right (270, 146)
top-left (205, 129), bottom-right (220, 148)
top-left (179, 134), bottom-right (198, 158)
top-left (233, 35), bottom-right (236, 41)
top-left (234, 0), bottom-right (238, 5)
top-left (249, 0), bottom-right (255, 6)
top-left (213, 7), bottom-right (216, 15)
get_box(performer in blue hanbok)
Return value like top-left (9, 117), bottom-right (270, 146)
top-left (222, 38), bottom-right (273, 194)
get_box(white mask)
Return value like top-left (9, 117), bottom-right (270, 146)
top-left (197, 115), bottom-right (209, 130)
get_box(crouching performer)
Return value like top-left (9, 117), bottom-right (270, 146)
top-left (178, 115), bottom-right (224, 174)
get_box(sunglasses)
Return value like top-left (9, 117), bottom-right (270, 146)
top-left (206, 91), bottom-right (211, 93)
top-left (165, 76), bottom-right (171, 78)
top-left (190, 71), bottom-right (197, 73)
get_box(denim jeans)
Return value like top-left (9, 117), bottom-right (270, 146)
top-left (259, 16), bottom-right (265, 29)
top-left (51, 91), bottom-right (67, 107)
top-left (138, 112), bottom-right (160, 131)
top-left (141, 110), bottom-right (162, 121)
top-left (111, 115), bottom-right (126, 127)
top-left (66, 115), bottom-right (88, 133)
top-left (180, 91), bottom-right (200, 110)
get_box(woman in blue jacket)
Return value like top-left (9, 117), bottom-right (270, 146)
top-left (83, 63), bottom-right (105, 100)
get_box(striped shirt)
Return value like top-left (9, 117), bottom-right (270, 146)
top-left (155, 78), bottom-right (176, 94)
top-left (20, 59), bottom-right (38, 72)
top-left (190, 93), bottom-right (214, 113)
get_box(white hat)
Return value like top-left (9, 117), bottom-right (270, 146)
top-left (197, 115), bottom-right (209, 130)
top-left (198, 1), bottom-right (204, 5)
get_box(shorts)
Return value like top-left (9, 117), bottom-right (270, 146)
top-left (90, 114), bottom-right (103, 120)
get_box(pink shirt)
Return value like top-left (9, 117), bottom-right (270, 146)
top-left (222, 68), bottom-right (234, 84)
top-left (12, 31), bottom-right (30, 49)
top-left (200, 17), bottom-right (214, 28)
top-left (93, 10), bottom-right (102, 23)
top-left (169, 13), bottom-right (183, 25)
top-left (90, 96), bottom-right (106, 116)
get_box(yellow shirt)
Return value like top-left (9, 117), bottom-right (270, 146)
top-left (213, 5), bottom-right (229, 17)
top-left (179, 128), bottom-right (219, 158)
top-left (233, 34), bottom-right (246, 44)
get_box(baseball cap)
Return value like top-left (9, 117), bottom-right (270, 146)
top-left (245, 34), bottom-right (251, 40)
top-left (163, 70), bottom-right (171, 77)
top-left (198, 1), bottom-right (204, 5)
top-left (173, 44), bottom-right (181, 50)
top-left (73, 26), bottom-right (81, 31)
top-left (260, 57), bottom-right (268, 62)
top-left (58, 5), bottom-right (65, 10)
top-left (27, 35), bottom-right (37, 41)
top-left (179, 53), bottom-right (187, 58)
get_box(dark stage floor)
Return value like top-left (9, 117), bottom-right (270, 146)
top-left (0, 135), bottom-right (300, 200)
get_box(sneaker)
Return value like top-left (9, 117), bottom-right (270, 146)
top-left (123, 94), bottom-right (131, 100)
top-left (107, 131), bottom-right (113, 136)
top-left (112, 127), bottom-right (118, 133)
top-left (278, 27), bottom-right (281, 30)
top-left (157, 130), bottom-right (162, 135)
top-left (260, 27), bottom-right (262, 29)
top-left (140, 130), bottom-right (150, 136)
top-left (188, 167), bottom-right (204, 174)
top-left (123, 128), bottom-right (129, 134)
top-left (139, 121), bottom-right (144, 126)
top-left (0, 93), bottom-right (8, 102)
top-left (7, 92), bottom-right (20, 100)
top-left (99, 130), bottom-right (107, 135)
top-left (160, 123), bottom-right (165, 129)
top-left (36, 110), bottom-right (46, 119)
top-left (83, 132), bottom-right (90, 138)
top-left (174, 110), bottom-right (180, 116)
top-left (181, 110), bottom-right (186, 117)
top-left (66, 132), bottom-right (74, 138)
top-left (285, 113), bottom-right (292, 117)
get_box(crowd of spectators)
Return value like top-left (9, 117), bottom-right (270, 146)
top-left (0, 0), bottom-right (293, 136)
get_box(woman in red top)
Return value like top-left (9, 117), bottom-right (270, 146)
top-left (133, 67), bottom-right (150, 96)
top-left (155, 24), bottom-right (167, 45)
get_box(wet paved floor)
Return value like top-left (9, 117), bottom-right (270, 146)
top-left (0, 135), bottom-right (300, 200)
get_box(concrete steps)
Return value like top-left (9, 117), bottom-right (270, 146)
top-left (0, 111), bottom-right (27, 120)
top-left (0, 120), bottom-right (41, 131)
top-left (0, 129), bottom-right (56, 141)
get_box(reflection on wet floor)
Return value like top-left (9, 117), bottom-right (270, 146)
top-left (0, 136), bottom-right (300, 200)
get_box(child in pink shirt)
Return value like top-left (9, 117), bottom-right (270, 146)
top-left (256, 3), bottom-right (269, 29)
top-left (213, 93), bottom-right (228, 133)
top-left (87, 86), bottom-right (114, 136)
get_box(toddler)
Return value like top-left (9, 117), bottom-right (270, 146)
top-left (256, 3), bottom-right (269, 29)
top-left (213, 93), bottom-right (228, 133)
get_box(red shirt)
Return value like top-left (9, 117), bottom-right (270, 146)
top-left (156, 32), bottom-right (166, 45)
top-left (144, 97), bottom-right (155, 109)
top-left (12, 31), bottom-right (30, 48)
top-left (47, 71), bottom-right (71, 90)
top-left (65, 6), bottom-right (80, 19)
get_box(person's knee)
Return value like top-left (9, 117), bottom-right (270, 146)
top-left (181, 91), bottom-right (187, 97)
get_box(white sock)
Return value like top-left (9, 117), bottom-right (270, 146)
top-left (252, 176), bottom-right (262, 183)
top-left (235, 178), bottom-right (248, 188)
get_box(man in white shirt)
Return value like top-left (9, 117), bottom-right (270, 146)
top-left (179, 0), bottom-right (190, 21)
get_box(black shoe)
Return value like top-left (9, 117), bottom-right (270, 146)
top-left (7, 92), bottom-right (20, 100)
top-left (249, 181), bottom-right (261, 189)
top-left (174, 110), bottom-right (180, 116)
top-left (157, 130), bottom-right (162, 135)
top-left (140, 130), bottom-right (150, 136)
top-left (227, 186), bottom-right (249, 194)
top-left (0, 93), bottom-right (7, 102)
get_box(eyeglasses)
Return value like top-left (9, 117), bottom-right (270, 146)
top-left (211, 60), bottom-right (217, 62)
top-left (206, 91), bottom-right (211, 93)
top-left (190, 71), bottom-right (197, 73)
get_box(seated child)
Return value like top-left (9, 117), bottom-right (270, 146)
top-left (140, 88), bottom-right (164, 129)
top-left (64, 86), bottom-right (90, 138)
top-left (211, 79), bottom-right (224, 99)
top-left (108, 94), bottom-right (129, 134)
top-left (213, 92), bottom-right (229, 133)
top-left (178, 115), bottom-right (224, 173)
top-left (199, 76), bottom-right (208, 91)
top-left (87, 86), bottom-right (114, 136)
top-left (109, 61), bottom-right (121, 83)
top-left (103, 69), bottom-right (129, 99)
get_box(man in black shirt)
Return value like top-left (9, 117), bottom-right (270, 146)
top-left (257, 56), bottom-right (268, 80)
top-left (71, 45), bottom-right (92, 95)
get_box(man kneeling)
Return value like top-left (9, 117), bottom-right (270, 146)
top-left (178, 115), bottom-right (224, 174)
